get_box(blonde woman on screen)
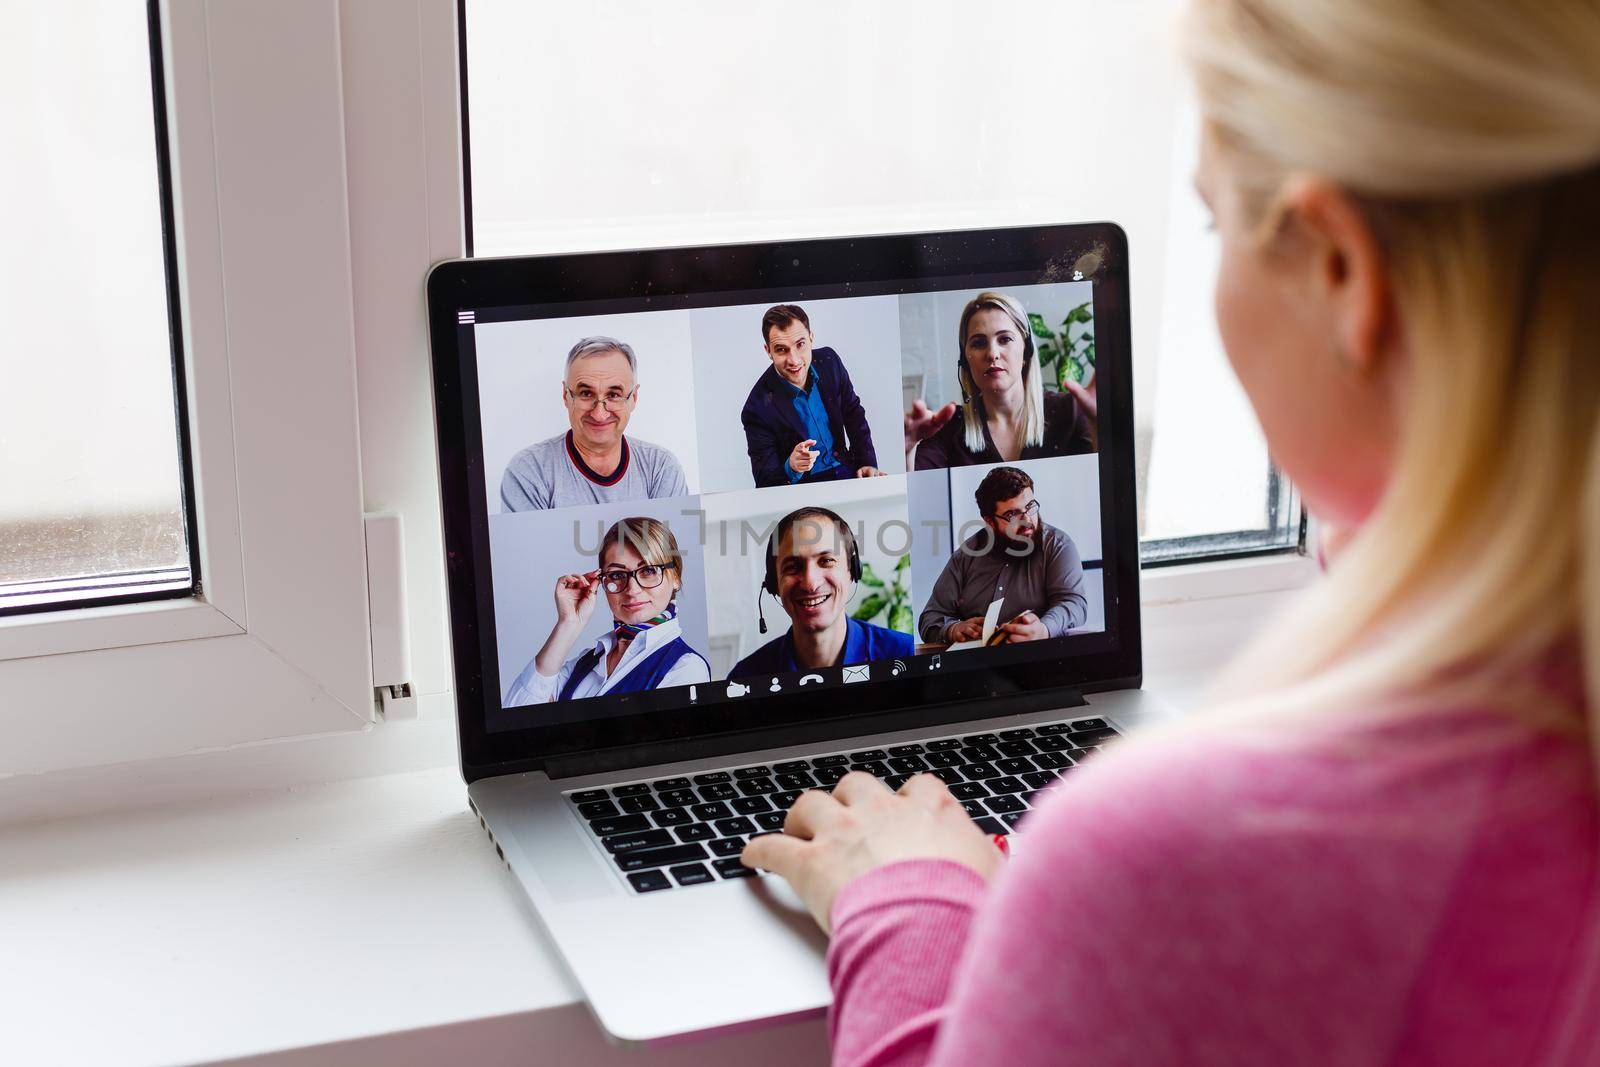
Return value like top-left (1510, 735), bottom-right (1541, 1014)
top-left (745, 2), bottom-right (1600, 1064)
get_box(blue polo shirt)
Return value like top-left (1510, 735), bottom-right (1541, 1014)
top-left (729, 617), bottom-right (912, 679)
top-left (780, 369), bottom-right (841, 483)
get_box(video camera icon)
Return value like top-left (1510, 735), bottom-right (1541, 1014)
top-left (726, 681), bottom-right (751, 698)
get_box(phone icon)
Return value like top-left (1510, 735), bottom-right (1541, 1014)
top-left (798, 674), bottom-right (825, 686)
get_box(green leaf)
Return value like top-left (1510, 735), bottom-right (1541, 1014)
top-left (1027, 312), bottom-right (1055, 340)
top-left (858, 562), bottom-right (885, 588)
top-left (895, 553), bottom-right (910, 573)
top-left (853, 594), bottom-right (887, 621)
top-left (888, 604), bottom-right (914, 634)
top-left (1064, 301), bottom-right (1093, 325)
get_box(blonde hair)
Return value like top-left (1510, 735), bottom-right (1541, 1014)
top-left (956, 291), bottom-right (1045, 453)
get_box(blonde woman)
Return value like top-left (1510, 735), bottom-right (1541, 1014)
top-left (504, 517), bottom-right (709, 704)
top-left (746, 2), bottom-right (1600, 1063)
top-left (909, 290), bottom-right (1095, 469)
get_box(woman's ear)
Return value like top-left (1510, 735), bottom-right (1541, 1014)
top-left (1280, 176), bottom-right (1396, 377)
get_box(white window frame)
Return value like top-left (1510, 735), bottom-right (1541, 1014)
top-left (0, 0), bottom-right (1312, 790)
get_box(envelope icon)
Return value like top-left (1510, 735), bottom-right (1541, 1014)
top-left (842, 664), bottom-right (870, 684)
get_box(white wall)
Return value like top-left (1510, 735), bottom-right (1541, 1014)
top-left (474, 311), bottom-right (703, 507)
top-left (689, 295), bottom-right (906, 492)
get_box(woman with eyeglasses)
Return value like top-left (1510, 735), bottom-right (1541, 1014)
top-left (504, 516), bottom-right (709, 704)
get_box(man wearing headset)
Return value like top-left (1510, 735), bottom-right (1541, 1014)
top-left (729, 506), bottom-right (912, 678)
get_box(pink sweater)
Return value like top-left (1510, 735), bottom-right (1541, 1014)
top-left (827, 708), bottom-right (1599, 1066)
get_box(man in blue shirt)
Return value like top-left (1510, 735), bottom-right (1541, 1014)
top-left (730, 506), bottom-right (912, 678)
top-left (739, 304), bottom-right (885, 488)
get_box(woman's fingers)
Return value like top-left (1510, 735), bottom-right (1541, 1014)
top-left (740, 830), bottom-right (806, 876)
top-left (782, 788), bottom-right (840, 839)
top-left (832, 770), bottom-right (892, 806)
top-left (898, 772), bottom-right (955, 809)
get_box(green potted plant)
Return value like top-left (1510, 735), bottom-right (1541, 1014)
top-left (853, 554), bottom-right (913, 634)
top-left (1028, 302), bottom-right (1095, 391)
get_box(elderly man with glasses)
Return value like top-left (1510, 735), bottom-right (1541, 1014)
top-left (500, 336), bottom-right (689, 511)
top-left (918, 465), bottom-right (1087, 646)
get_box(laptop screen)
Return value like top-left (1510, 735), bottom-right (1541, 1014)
top-left (430, 226), bottom-right (1140, 774)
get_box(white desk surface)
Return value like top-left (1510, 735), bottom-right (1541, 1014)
top-left (1, 654), bottom-right (1222, 1066)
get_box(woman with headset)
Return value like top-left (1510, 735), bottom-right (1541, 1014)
top-left (503, 516), bottom-right (709, 704)
top-left (909, 290), bottom-right (1095, 470)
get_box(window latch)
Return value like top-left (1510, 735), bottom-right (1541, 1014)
top-left (364, 511), bottom-right (416, 720)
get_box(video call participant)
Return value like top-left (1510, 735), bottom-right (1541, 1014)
top-left (918, 465), bottom-right (1087, 645)
top-left (909, 291), bottom-right (1095, 470)
top-left (500, 336), bottom-right (689, 511)
top-left (730, 506), bottom-right (911, 677)
top-left (504, 517), bottom-right (709, 704)
top-left (740, 304), bottom-right (885, 488)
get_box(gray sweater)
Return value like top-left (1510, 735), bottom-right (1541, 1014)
top-left (918, 522), bottom-right (1087, 642)
top-left (500, 432), bottom-right (688, 511)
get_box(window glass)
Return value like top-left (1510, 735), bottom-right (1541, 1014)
top-left (463, 1), bottom-right (1300, 563)
top-left (0, 0), bottom-right (191, 613)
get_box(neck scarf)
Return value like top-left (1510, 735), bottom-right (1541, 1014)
top-left (613, 599), bottom-right (676, 641)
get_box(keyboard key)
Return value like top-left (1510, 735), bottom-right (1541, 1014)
top-left (812, 754), bottom-right (849, 767)
top-left (1033, 750), bottom-right (1075, 769)
top-left (737, 776), bottom-right (778, 795)
top-left (850, 761), bottom-right (890, 778)
top-left (962, 800), bottom-right (985, 818)
top-left (577, 800), bottom-right (619, 820)
top-left (715, 816), bottom-right (756, 836)
top-left (613, 783), bottom-right (651, 797)
top-left (775, 772), bottom-right (815, 790)
top-left (601, 828), bottom-right (674, 853)
top-left (985, 794), bottom-right (1026, 814)
top-left (888, 755), bottom-right (929, 773)
top-left (693, 771), bottom-right (732, 785)
top-left (772, 760), bottom-right (811, 774)
top-left (772, 789), bottom-right (803, 808)
top-left (925, 738), bottom-right (963, 751)
top-left (997, 739), bottom-right (1037, 757)
top-left (570, 789), bottom-right (609, 804)
top-left (926, 751), bottom-right (963, 768)
top-left (1022, 770), bottom-right (1058, 790)
top-left (652, 807), bottom-right (692, 827)
top-left (964, 762), bottom-right (1000, 780)
top-left (734, 766), bottom-right (772, 779)
top-left (691, 801), bottom-right (732, 821)
top-left (962, 733), bottom-right (999, 745)
top-left (589, 813), bottom-right (650, 837)
top-left (671, 863), bottom-right (715, 886)
top-left (1033, 734), bottom-right (1078, 752)
top-left (885, 773), bottom-right (912, 790)
top-left (1074, 730), bottom-right (1119, 746)
top-left (756, 811), bottom-right (787, 831)
top-left (652, 777), bottom-right (691, 791)
top-left (996, 757), bottom-right (1033, 775)
top-left (929, 766), bottom-right (963, 785)
top-left (709, 837), bottom-right (746, 857)
top-left (614, 843), bottom-right (709, 872)
top-left (676, 823), bottom-right (716, 842)
top-left (973, 816), bottom-right (1007, 836)
top-left (949, 781), bottom-right (988, 800)
top-left (628, 870), bottom-right (671, 893)
top-left (698, 783), bottom-right (738, 801)
top-left (732, 796), bottom-right (771, 815)
top-left (850, 749), bottom-right (888, 762)
top-left (814, 766), bottom-right (847, 785)
top-left (961, 744), bottom-right (1000, 762)
top-left (1036, 722), bottom-right (1073, 735)
top-left (987, 776), bottom-right (1027, 795)
top-left (1001, 811), bottom-right (1028, 828)
top-left (1076, 744), bottom-right (1103, 759)
top-left (619, 795), bottom-right (659, 814)
top-left (659, 789), bottom-right (697, 808)
top-left (887, 743), bottom-right (926, 756)
top-left (714, 858), bottom-right (758, 879)
top-left (998, 728), bottom-right (1036, 740)
top-left (1069, 717), bottom-right (1109, 733)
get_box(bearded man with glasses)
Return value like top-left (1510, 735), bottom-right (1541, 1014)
top-left (918, 465), bottom-right (1088, 647)
top-left (500, 336), bottom-right (689, 510)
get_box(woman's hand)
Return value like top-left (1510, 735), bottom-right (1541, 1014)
top-left (741, 772), bottom-right (1002, 934)
top-left (904, 400), bottom-right (957, 463)
top-left (553, 570), bottom-right (600, 627)
top-left (1062, 379), bottom-right (1098, 450)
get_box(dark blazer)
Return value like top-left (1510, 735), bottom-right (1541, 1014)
top-left (740, 346), bottom-right (878, 488)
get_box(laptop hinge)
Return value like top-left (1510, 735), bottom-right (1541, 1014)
top-left (541, 687), bottom-right (1088, 781)
top-left (364, 511), bottom-right (417, 721)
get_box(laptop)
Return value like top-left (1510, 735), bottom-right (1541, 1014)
top-left (426, 223), bottom-right (1171, 1045)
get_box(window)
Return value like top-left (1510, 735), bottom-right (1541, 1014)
top-left (461, 0), bottom-right (1304, 567)
top-left (1, 0), bottom-right (193, 615)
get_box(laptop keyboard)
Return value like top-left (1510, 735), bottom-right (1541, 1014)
top-left (562, 715), bottom-right (1123, 894)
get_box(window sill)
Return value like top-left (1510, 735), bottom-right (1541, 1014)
top-left (0, 594), bottom-right (242, 661)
